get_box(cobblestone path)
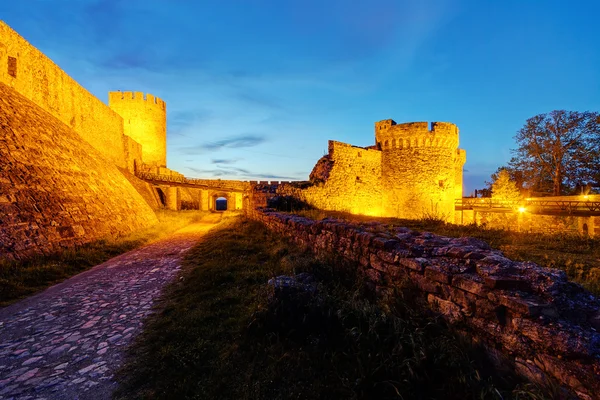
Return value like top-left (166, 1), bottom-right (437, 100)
top-left (0, 213), bottom-right (222, 400)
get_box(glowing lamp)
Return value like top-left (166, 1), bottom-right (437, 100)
top-left (518, 207), bottom-right (527, 213)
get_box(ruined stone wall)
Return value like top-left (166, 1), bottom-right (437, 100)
top-left (0, 82), bottom-right (158, 259)
top-left (119, 169), bottom-right (162, 210)
top-left (247, 207), bottom-right (600, 399)
top-left (376, 121), bottom-right (462, 221)
top-left (455, 149), bottom-right (467, 199)
top-left (109, 91), bottom-right (167, 167)
top-left (122, 135), bottom-right (143, 174)
top-left (0, 21), bottom-right (128, 168)
top-left (280, 141), bottom-right (383, 216)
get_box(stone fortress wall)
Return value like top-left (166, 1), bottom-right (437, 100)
top-left (279, 120), bottom-right (466, 222)
top-left (376, 121), bottom-right (465, 220)
top-left (247, 207), bottom-right (600, 399)
top-left (0, 82), bottom-right (158, 259)
top-left (0, 21), bottom-right (128, 168)
top-left (109, 91), bottom-right (167, 168)
top-left (0, 21), bottom-right (179, 259)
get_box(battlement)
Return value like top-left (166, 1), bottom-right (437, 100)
top-left (374, 120), bottom-right (459, 150)
top-left (108, 91), bottom-right (166, 110)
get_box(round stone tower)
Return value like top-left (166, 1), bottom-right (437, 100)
top-left (108, 91), bottom-right (167, 168)
top-left (375, 120), bottom-right (465, 221)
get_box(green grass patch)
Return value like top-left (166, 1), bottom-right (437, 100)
top-left (0, 210), bottom-right (209, 307)
top-left (115, 216), bottom-right (549, 399)
top-left (295, 209), bottom-right (600, 295)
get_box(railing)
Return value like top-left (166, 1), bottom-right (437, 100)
top-left (135, 172), bottom-right (248, 192)
top-left (456, 197), bottom-right (600, 215)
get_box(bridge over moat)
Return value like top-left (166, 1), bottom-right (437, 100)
top-left (135, 172), bottom-right (253, 212)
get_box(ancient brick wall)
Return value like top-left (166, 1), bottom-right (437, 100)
top-left (278, 121), bottom-right (466, 222)
top-left (247, 207), bottom-right (600, 399)
top-left (279, 141), bottom-right (384, 216)
top-left (119, 169), bottom-right (162, 210)
top-left (376, 121), bottom-right (464, 221)
top-left (0, 82), bottom-right (158, 259)
top-left (0, 21), bottom-right (128, 168)
top-left (109, 91), bottom-right (167, 167)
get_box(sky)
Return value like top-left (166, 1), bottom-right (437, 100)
top-left (1, 0), bottom-right (599, 194)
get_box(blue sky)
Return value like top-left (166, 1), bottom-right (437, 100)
top-left (2, 0), bottom-right (599, 193)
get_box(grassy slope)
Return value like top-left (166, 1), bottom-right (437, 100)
top-left (0, 210), bottom-right (208, 307)
top-left (296, 210), bottom-right (600, 295)
top-left (115, 216), bottom-right (548, 400)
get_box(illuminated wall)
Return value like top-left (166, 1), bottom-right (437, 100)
top-left (376, 121), bottom-right (465, 221)
top-left (283, 141), bottom-right (384, 216)
top-left (0, 82), bottom-right (158, 259)
top-left (109, 91), bottom-right (167, 167)
top-left (0, 21), bottom-right (128, 168)
top-left (281, 121), bottom-right (466, 222)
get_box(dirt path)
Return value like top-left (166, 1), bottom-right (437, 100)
top-left (0, 213), bottom-right (223, 400)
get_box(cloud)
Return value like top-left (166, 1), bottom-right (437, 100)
top-left (211, 158), bottom-right (241, 165)
top-left (168, 110), bottom-right (212, 137)
top-left (186, 167), bottom-right (230, 177)
top-left (236, 91), bottom-right (285, 111)
top-left (185, 166), bottom-right (300, 181)
top-left (242, 173), bottom-right (300, 181)
top-left (179, 134), bottom-right (267, 154)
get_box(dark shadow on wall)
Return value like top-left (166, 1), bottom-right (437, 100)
top-left (155, 188), bottom-right (167, 207)
top-left (267, 196), bottom-right (314, 212)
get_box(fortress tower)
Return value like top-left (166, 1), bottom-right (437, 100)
top-left (109, 91), bottom-right (167, 168)
top-left (375, 120), bottom-right (466, 221)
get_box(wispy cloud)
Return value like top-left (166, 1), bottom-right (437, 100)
top-left (168, 110), bottom-right (212, 137)
top-left (185, 166), bottom-right (300, 181)
top-left (179, 134), bottom-right (267, 154)
top-left (211, 158), bottom-right (241, 165)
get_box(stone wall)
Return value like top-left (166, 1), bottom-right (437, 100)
top-left (109, 91), bottom-right (167, 168)
top-left (279, 141), bottom-right (384, 216)
top-left (247, 207), bottom-right (600, 399)
top-left (277, 121), bottom-right (466, 222)
top-left (0, 21), bottom-right (129, 168)
top-left (376, 121), bottom-right (464, 221)
top-left (0, 82), bottom-right (158, 259)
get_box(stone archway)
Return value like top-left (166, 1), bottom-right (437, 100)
top-left (210, 192), bottom-right (230, 212)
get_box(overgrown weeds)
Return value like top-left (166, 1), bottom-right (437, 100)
top-left (295, 209), bottom-right (600, 295)
top-left (0, 210), bottom-right (208, 307)
top-left (115, 216), bottom-right (548, 399)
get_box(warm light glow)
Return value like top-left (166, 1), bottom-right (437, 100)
top-left (518, 207), bottom-right (527, 213)
top-left (583, 195), bottom-right (589, 200)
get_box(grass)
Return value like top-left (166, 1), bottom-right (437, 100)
top-left (294, 209), bottom-right (600, 295)
top-left (0, 210), bottom-right (209, 307)
top-left (115, 215), bottom-right (550, 400)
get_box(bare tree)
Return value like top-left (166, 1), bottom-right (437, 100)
top-left (507, 110), bottom-right (600, 195)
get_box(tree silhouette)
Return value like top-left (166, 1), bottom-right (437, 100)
top-left (506, 110), bottom-right (600, 195)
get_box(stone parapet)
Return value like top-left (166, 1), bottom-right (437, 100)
top-left (247, 207), bottom-right (600, 399)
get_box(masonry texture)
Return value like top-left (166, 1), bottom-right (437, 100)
top-left (109, 92), bottom-right (167, 168)
top-left (0, 82), bottom-right (158, 259)
top-left (248, 208), bottom-right (600, 400)
top-left (0, 22), bottom-right (127, 168)
top-left (279, 120), bottom-right (466, 222)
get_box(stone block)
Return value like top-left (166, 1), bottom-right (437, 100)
top-left (452, 274), bottom-right (488, 297)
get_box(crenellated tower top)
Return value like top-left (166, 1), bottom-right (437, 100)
top-left (108, 90), bottom-right (167, 167)
top-left (374, 120), bottom-right (459, 150)
top-left (108, 91), bottom-right (166, 111)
